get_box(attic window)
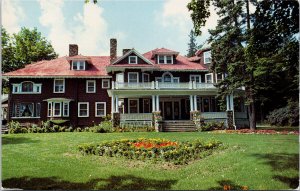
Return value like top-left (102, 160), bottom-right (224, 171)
top-left (72, 60), bottom-right (85, 70)
top-left (158, 55), bottom-right (173, 64)
top-left (204, 51), bottom-right (211, 64)
top-left (128, 56), bottom-right (138, 64)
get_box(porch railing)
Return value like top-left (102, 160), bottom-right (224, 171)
top-left (112, 81), bottom-right (217, 90)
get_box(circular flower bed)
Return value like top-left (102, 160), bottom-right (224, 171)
top-left (211, 129), bottom-right (299, 135)
top-left (78, 138), bottom-right (223, 165)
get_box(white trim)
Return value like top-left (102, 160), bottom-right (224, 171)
top-left (190, 75), bottom-right (202, 83)
top-left (72, 60), bottom-right (86, 70)
top-left (173, 77), bottom-right (180, 83)
top-left (63, 102), bottom-right (69, 117)
top-left (215, 73), bottom-right (224, 83)
top-left (128, 72), bottom-right (139, 83)
top-left (102, 79), bottom-right (110, 89)
top-left (95, 102), bottom-right (106, 117)
top-left (53, 79), bottom-right (65, 93)
top-left (112, 49), bottom-right (154, 65)
top-left (205, 73), bottom-right (213, 83)
top-left (158, 55), bottom-right (174, 64)
top-left (4, 75), bottom-right (112, 79)
top-left (128, 99), bottom-right (139, 113)
top-left (53, 102), bottom-right (62, 117)
top-left (162, 72), bottom-right (173, 83)
top-left (204, 50), bottom-right (211, 64)
top-left (86, 80), bottom-right (96, 93)
top-left (128, 56), bottom-right (138, 64)
top-left (48, 102), bottom-right (52, 117)
top-left (12, 81), bottom-right (42, 94)
top-left (11, 117), bottom-right (41, 119)
top-left (142, 73), bottom-right (150, 83)
top-left (78, 102), bottom-right (89, 117)
top-left (155, 77), bottom-right (162, 82)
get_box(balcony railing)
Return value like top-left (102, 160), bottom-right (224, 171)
top-left (112, 81), bottom-right (216, 90)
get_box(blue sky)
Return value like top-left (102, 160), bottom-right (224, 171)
top-left (3, 0), bottom-right (219, 57)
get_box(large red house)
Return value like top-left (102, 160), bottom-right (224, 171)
top-left (3, 39), bottom-right (248, 131)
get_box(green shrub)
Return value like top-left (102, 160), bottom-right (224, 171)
top-left (266, 101), bottom-right (299, 126)
top-left (21, 128), bottom-right (28, 133)
top-left (59, 126), bottom-right (66, 132)
top-left (201, 121), bottom-right (225, 131)
top-left (91, 120), bottom-right (113, 133)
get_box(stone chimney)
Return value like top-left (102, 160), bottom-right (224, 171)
top-left (123, 49), bottom-right (131, 55)
top-left (69, 44), bottom-right (78, 57)
top-left (110, 38), bottom-right (117, 63)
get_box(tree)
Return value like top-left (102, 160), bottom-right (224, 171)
top-left (2, 28), bottom-right (16, 73)
top-left (187, 0), bottom-right (299, 129)
top-left (186, 30), bottom-right (198, 57)
top-left (13, 27), bottom-right (58, 70)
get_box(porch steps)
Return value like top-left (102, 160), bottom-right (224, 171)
top-left (162, 120), bottom-right (196, 132)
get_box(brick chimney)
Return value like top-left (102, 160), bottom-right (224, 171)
top-left (123, 49), bottom-right (131, 55)
top-left (69, 44), bottom-right (78, 57)
top-left (110, 38), bottom-right (117, 63)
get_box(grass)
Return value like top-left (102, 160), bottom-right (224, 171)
top-left (2, 132), bottom-right (299, 190)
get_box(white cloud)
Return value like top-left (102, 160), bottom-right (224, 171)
top-left (2, 0), bottom-right (25, 34)
top-left (38, 0), bottom-right (108, 56)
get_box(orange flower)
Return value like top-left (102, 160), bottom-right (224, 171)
top-left (242, 186), bottom-right (248, 190)
top-left (223, 185), bottom-right (231, 190)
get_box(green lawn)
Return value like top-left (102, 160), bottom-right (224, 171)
top-left (2, 132), bottom-right (299, 190)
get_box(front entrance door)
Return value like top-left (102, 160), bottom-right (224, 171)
top-left (164, 102), bottom-right (173, 120)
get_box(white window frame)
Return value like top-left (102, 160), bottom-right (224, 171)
top-left (12, 82), bottom-right (42, 94)
top-left (128, 56), bottom-right (138, 64)
top-left (205, 73), bottom-right (214, 83)
top-left (48, 102), bottom-right (52, 117)
top-left (142, 73), bottom-right (150, 83)
top-left (95, 102), bottom-right (106, 117)
top-left (215, 73), bottom-right (224, 83)
top-left (190, 75), bottom-right (202, 83)
top-left (72, 60), bottom-right (86, 70)
top-left (78, 102), bottom-right (89, 117)
top-left (53, 102), bottom-right (62, 117)
top-left (53, 79), bottom-right (65, 93)
top-left (155, 77), bottom-right (162, 82)
top-left (173, 77), bottom-right (180, 83)
top-left (102, 79), bottom-right (110, 89)
top-left (128, 72), bottom-right (139, 83)
top-left (86, 80), bottom-right (96, 93)
top-left (128, 99), bottom-right (139, 114)
top-left (63, 102), bottom-right (69, 117)
top-left (158, 55), bottom-right (173, 64)
top-left (204, 51), bottom-right (211, 64)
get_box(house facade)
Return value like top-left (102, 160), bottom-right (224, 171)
top-left (3, 39), bottom-right (249, 131)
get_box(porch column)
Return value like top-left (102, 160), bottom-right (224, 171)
top-left (226, 95), bottom-right (231, 110)
top-left (152, 95), bottom-right (156, 112)
top-left (193, 95), bottom-right (198, 111)
top-left (115, 95), bottom-right (119, 113)
top-left (111, 94), bottom-right (115, 114)
top-left (156, 95), bottom-right (160, 111)
top-left (190, 95), bottom-right (194, 111)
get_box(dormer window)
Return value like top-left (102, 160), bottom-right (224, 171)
top-left (72, 60), bottom-right (85, 70)
top-left (12, 81), bottom-right (42, 94)
top-left (128, 56), bottom-right (138, 64)
top-left (204, 51), bottom-right (211, 64)
top-left (158, 55), bottom-right (173, 64)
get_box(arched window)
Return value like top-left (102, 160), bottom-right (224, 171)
top-left (21, 82), bottom-right (33, 92)
top-left (162, 72), bottom-right (173, 83)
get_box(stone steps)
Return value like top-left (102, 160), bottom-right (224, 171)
top-left (162, 120), bottom-right (196, 132)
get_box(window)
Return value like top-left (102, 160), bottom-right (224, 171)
top-left (163, 74), bottom-right (172, 82)
top-left (12, 82), bottom-right (42, 94)
top-left (72, 60), bottom-right (85, 70)
top-left (215, 73), bottom-right (224, 83)
top-left (12, 102), bottom-right (40, 118)
top-left (204, 51), bottom-right (211, 64)
top-left (102, 79), bottom-right (110, 89)
top-left (53, 102), bottom-right (62, 117)
top-left (158, 55), bottom-right (173, 64)
top-left (78, 102), bottom-right (89, 117)
top-left (128, 56), bottom-right (138, 64)
top-left (86, 80), bottom-right (96, 93)
top-left (128, 99), bottom-right (139, 113)
top-left (95, 102), bottom-right (106, 117)
top-left (173, 77), bottom-right (180, 83)
top-left (142, 73), bottom-right (150, 83)
top-left (143, 99), bottom-right (151, 113)
top-left (47, 101), bottom-right (69, 117)
top-left (190, 75), bottom-right (201, 83)
top-left (128, 72), bottom-right (139, 83)
top-left (205, 73), bottom-right (213, 83)
top-left (155, 77), bottom-right (162, 82)
top-left (54, 79), bottom-right (65, 93)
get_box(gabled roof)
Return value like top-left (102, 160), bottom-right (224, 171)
top-left (3, 56), bottom-right (111, 78)
top-left (112, 49), bottom-right (154, 65)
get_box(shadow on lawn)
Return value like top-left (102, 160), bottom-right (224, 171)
top-left (2, 136), bottom-right (40, 145)
top-left (2, 175), bottom-right (177, 190)
top-left (251, 153), bottom-right (299, 189)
